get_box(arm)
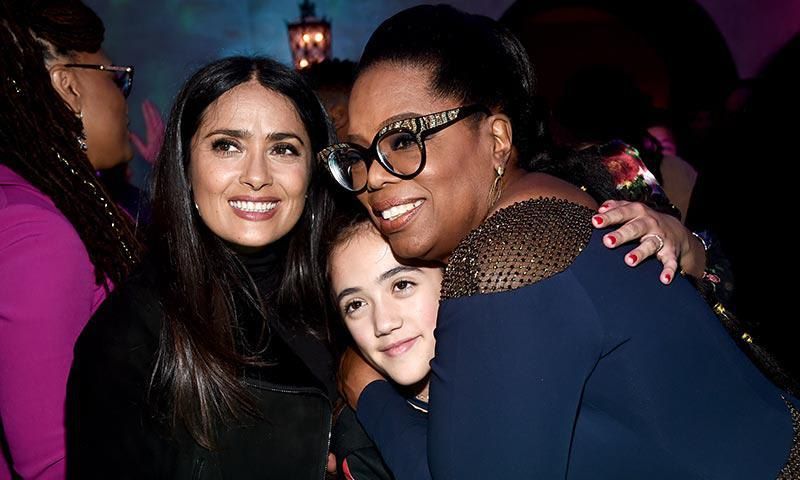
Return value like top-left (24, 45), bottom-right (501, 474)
top-left (357, 381), bottom-right (431, 480)
top-left (65, 272), bottom-right (176, 479)
top-left (340, 347), bottom-right (430, 480)
top-left (0, 205), bottom-right (98, 479)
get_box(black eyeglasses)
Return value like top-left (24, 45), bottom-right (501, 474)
top-left (64, 64), bottom-right (135, 98)
top-left (318, 104), bottom-right (490, 193)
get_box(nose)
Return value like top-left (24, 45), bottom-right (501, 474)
top-left (365, 156), bottom-right (400, 192)
top-left (239, 151), bottom-right (272, 190)
top-left (373, 304), bottom-right (403, 337)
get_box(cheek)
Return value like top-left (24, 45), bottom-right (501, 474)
top-left (189, 158), bottom-right (230, 201)
top-left (274, 163), bottom-right (311, 208)
top-left (347, 321), bottom-right (377, 354)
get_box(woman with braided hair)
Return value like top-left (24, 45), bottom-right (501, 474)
top-left (0, 2), bottom-right (141, 478)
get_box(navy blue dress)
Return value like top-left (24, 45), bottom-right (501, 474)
top-left (358, 199), bottom-right (798, 479)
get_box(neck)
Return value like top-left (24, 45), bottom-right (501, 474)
top-left (411, 375), bottom-right (431, 402)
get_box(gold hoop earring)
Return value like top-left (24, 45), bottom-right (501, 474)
top-left (488, 165), bottom-right (505, 207)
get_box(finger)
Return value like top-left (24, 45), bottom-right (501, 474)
top-left (592, 201), bottom-right (646, 229)
top-left (623, 236), bottom-right (663, 267)
top-left (326, 453), bottom-right (337, 475)
top-left (607, 218), bottom-right (652, 246)
top-left (597, 199), bottom-right (621, 214)
top-left (658, 257), bottom-right (679, 285)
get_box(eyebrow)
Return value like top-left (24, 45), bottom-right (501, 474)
top-left (345, 112), bottom-right (421, 145)
top-left (378, 265), bottom-right (421, 283)
top-left (205, 129), bottom-right (251, 139)
top-left (204, 130), bottom-right (305, 146)
top-left (335, 265), bottom-right (422, 304)
top-left (336, 287), bottom-right (361, 304)
top-left (267, 131), bottom-right (305, 146)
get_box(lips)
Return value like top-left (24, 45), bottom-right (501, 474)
top-left (228, 196), bottom-right (280, 221)
top-left (379, 336), bottom-right (419, 357)
top-left (370, 197), bottom-right (425, 234)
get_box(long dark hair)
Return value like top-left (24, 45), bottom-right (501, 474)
top-left (149, 56), bottom-right (336, 449)
top-left (357, 4), bottom-right (618, 203)
top-left (0, 1), bottom-right (140, 286)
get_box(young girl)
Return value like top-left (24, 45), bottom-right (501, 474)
top-left (328, 212), bottom-right (439, 412)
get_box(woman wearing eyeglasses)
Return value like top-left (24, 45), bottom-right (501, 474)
top-left (333, 5), bottom-right (798, 479)
top-left (0, 2), bottom-right (141, 479)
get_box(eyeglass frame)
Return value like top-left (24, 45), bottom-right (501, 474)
top-left (318, 104), bottom-right (490, 193)
top-left (63, 64), bottom-right (135, 98)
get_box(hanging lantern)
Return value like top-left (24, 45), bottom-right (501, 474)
top-left (287, 0), bottom-right (331, 70)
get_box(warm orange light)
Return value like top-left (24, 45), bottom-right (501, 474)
top-left (287, 1), bottom-right (332, 70)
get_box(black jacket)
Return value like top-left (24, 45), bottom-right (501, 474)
top-left (65, 257), bottom-right (391, 479)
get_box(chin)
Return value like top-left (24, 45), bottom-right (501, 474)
top-left (390, 368), bottom-right (427, 387)
top-left (387, 234), bottom-right (433, 261)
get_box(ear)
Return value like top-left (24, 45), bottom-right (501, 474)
top-left (49, 66), bottom-right (83, 114)
top-left (488, 113), bottom-right (513, 169)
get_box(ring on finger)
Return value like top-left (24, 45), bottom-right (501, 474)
top-left (641, 233), bottom-right (665, 253)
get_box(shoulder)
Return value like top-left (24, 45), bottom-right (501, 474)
top-left (0, 166), bottom-right (82, 259)
top-left (75, 258), bottom-right (163, 369)
top-left (441, 198), bottom-right (594, 300)
top-left (500, 172), bottom-right (598, 210)
top-left (0, 164), bottom-right (61, 212)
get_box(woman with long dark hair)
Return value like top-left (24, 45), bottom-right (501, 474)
top-left (331, 5), bottom-right (797, 478)
top-left (0, 2), bottom-right (141, 478)
top-left (67, 56), bottom-right (390, 479)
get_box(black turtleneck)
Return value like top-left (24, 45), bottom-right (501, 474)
top-left (236, 244), bottom-right (336, 400)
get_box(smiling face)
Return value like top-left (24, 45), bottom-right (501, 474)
top-left (330, 223), bottom-right (442, 387)
top-left (346, 62), bottom-right (497, 262)
top-left (189, 80), bottom-right (312, 251)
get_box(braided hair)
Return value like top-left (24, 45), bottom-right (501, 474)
top-left (0, 2), bottom-right (141, 285)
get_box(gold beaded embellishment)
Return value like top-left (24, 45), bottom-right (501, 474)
top-left (777, 397), bottom-right (800, 479)
top-left (441, 198), bottom-right (593, 300)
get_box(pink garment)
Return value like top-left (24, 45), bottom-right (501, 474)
top-left (0, 164), bottom-right (109, 479)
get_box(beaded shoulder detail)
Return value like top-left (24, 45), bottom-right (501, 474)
top-left (440, 198), bottom-right (594, 300)
top-left (778, 397), bottom-right (800, 479)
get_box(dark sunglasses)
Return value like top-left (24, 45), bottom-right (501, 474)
top-left (63, 64), bottom-right (135, 98)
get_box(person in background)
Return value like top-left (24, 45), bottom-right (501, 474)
top-left (557, 65), bottom-right (697, 221)
top-left (302, 58), bottom-right (358, 140)
top-left (0, 1), bottom-right (141, 478)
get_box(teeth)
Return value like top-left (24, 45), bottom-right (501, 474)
top-left (228, 200), bottom-right (278, 213)
top-left (381, 200), bottom-right (423, 220)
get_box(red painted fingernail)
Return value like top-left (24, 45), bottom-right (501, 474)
top-left (593, 216), bottom-right (604, 226)
top-left (665, 273), bottom-right (672, 282)
top-left (608, 235), bottom-right (617, 245)
top-left (628, 254), bottom-right (638, 264)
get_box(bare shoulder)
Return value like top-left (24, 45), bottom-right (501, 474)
top-left (496, 172), bottom-right (598, 212)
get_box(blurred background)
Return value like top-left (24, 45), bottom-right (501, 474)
top-left (86, 0), bottom-right (800, 187)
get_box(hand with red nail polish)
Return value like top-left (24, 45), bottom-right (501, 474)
top-left (593, 199), bottom-right (707, 286)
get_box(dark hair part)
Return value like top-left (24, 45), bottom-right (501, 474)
top-left (149, 56), bottom-right (336, 449)
top-left (357, 5), bottom-right (627, 206)
top-left (0, 2), bottom-right (140, 286)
